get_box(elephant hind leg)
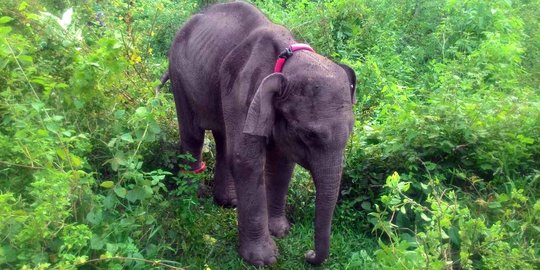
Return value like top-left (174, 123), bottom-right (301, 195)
top-left (172, 80), bottom-right (205, 171)
top-left (212, 130), bottom-right (237, 207)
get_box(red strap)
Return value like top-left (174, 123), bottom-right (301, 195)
top-left (290, 43), bottom-right (315, 52)
top-left (274, 58), bottom-right (287, 73)
top-left (274, 43), bottom-right (315, 73)
top-left (191, 161), bottom-right (206, 174)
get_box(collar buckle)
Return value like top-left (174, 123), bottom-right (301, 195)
top-left (274, 43), bottom-right (315, 73)
top-left (278, 47), bottom-right (293, 59)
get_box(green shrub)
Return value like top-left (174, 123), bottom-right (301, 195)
top-left (1, 0), bottom-right (539, 269)
top-left (368, 172), bottom-right (539, 269)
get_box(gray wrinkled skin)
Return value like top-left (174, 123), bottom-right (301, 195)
top-left (164, 1), bottom-right (356, 267)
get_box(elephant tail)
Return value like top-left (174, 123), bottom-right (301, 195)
top-left (155, 71), bottom-right (170, 95)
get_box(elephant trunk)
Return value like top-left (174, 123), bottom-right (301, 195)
top-left (305, 156), bottom-right (343, 266)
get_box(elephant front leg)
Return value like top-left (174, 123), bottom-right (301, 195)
top-left (265, 145), bottom-right (295, 237)
top-left (212, 131), bottom-right (237, 207)
top-left (231, 135), bottom-right (277, 267)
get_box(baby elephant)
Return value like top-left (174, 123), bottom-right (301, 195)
top-left (160, 1), bottom-right (356, 267)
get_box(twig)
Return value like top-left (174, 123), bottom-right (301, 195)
top-left (290, 20), bottom-right (314, 31)
top-left (0, 160), bottom-right (44, 170)
top-left (116, 123), bottom-right (149, 187)
top-left (6, 38), bottom-right (75, 171)
top-left (78, 256), bottom-right (185, 269)
top-left (417, 157), bottom-right (433, 180)
top-left (5, 38), bottom-right (43, 106)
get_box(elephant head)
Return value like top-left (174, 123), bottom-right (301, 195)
top-left (243, 51), bottom-right (356, 265)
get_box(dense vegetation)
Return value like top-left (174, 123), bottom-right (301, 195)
top-left (1, 0), bottom-right (538, 269)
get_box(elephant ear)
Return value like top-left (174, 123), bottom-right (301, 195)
top-left (243, 73), bottom-right (286, 138)
top-left (338, 64), bottom-right (357, 104)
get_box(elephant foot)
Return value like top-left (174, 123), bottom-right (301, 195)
top-left (239, 236), bottom-right (278, 267)
top-left (213, 192), bottom-right (237, 208)
top-left (268, 216), bottom-right (290, 238)
top-left (213, 188), bottom-right (237, 208)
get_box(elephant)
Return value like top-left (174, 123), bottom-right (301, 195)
top-left (159, 1), bottom-right (356, 267)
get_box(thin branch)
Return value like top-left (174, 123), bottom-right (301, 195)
top-left (78, 256), bottom-right (185, 270)
top-left (6, 38), bottom-right (75, 171)
top-left (5, 38), bottom-right (43, 105)
top-left (0, 160), bottom-right (44, 170)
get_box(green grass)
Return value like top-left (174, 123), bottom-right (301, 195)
top-left (3, 1), bottom-right (538, 268)
top-left (167, 195), bottom-right (376, 269)
top-left (159, 166), bottom-right (377, 269)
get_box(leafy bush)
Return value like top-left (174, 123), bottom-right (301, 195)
top-left (369, 172), bottom-right (539, 269)
top-left (1, 0), bottom-right (539, 269)
top-left (0, 1), bottom-right (187, 268)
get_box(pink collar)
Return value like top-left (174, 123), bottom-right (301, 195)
top-left (274, 43), bottom-right (315, 73)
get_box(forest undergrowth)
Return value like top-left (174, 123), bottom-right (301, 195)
top-left (1, 0), bottom-right (539, 269)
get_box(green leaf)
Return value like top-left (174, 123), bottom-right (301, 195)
top-left (420, 213), bottom-right (431, 221)
top-left (0, 245), bottom-right (17, 263)
top-left (56, 148), bottom-right (67, 160)
top-left (45, 122), bottom-right (59, 132)
top-left (103, 194), bottom-right (116, 209)
top-left (389, 197), bottom-right (400, 205)
top-left (361, 201), bottom-right (372, 210)
top-left (120, 133), bottom-right (133, 142)
top-left (51, 115), bottom-right (64, 121)
top-left (126, 187), bottom-right (146, 202)
top-left (441, 229), bottom-right (449, 239)
top-left (0, 17), bottom-right (13, 24)
top-left (135, 107), bottom-right (148, 117)
top-left (100, 181), bottom-right (114, 189)
top-left (18, 1), bottom-right (28, 11)
top-left (0, 26), bottom-right (11, 36)
top-left (90, 236), bottom-right (105, 250)
top-left (517, 134), bottom-right (534, 144)
top-left (19, 55), bottom-right (32, 63)
top-left (113, 186), bottom-right (127, 198)
top-left (31, 101), bottom-right (45, 111)
top-left (149, 121), bottom-right (161, 134)
top-left (143, 185), bottom-right (153, 196)
top-left (401, 182), bottom-right (410, 192)
top-left (86, 211), bottom-right (102, 225)
top-left (106, 152), bottom-right (126, 171)
top-left (480, 163), bottom-right (493, 170)
top-left (488, 201), bottom-right (502, 209)
top-left (449, 226), bottom-right (460, 245)
top-left (114, 110), bottom-right (125, 119)
top-left (107, 138), bottom-right (117, 148)
top-left (70, 154), bottom-right (82, 167)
